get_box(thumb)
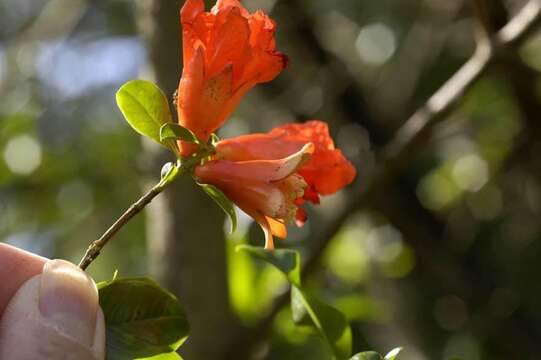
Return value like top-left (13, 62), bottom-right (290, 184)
top-left (0, 259), bottom-right (105, 359)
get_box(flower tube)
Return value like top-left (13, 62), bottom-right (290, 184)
top-left (178, 0), bottom-right (287, 154)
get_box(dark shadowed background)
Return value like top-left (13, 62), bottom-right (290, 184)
top-left (1, 0), bottom-right (541, 359)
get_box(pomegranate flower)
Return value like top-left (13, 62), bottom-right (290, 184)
top-left (178, 0), bottom-right (287, 154)
top-left (215, 120), bottom-right (357, 205)
top-left (195, 121), bottom-right (356, 249)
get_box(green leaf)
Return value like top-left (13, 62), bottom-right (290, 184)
top-left (198, 183), bottom-right (237, 233)
top-left (160, 123), bottom-right (199, 144)
top-left (116, 80), bottom-right (172, 145)
top-left (291, 285), bottom-right (352, 360)
top-left (236, 245), bottom-right (301, 287)
top-left (350, 352), bottom-right (383, 360)
top-left (238, 245), bottom-right (351, 359)
top-left (98, 277), bottom-right (189, 360)
top-left (384, 347), bottom-right (402, 360)
top-left (136, 352), bottom-right (183, 360)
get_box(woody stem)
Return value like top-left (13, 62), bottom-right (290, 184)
top-left (78, 146), bottom-right (214, 271)
top-left (78, 180), bottom-right (168, 270)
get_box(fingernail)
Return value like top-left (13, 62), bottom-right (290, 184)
top-left (39, 259), bottom-right (99, 347)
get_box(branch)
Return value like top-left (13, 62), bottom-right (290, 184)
top-left (471, 0), bottom-right (541, 149)
top-left (308, 0), bottom-right (541, 279)
top-left (386, 0), bottom-right (540, 162)
top-left (78, 181), bottom-right (166, 270)
top-left (228, 1), bottom-right (541, 356)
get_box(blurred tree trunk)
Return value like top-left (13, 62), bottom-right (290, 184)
top-left (136, 1), bottom-right (238, 359)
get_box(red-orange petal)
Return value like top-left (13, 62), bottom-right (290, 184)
top-left (178, 46), bottom-right (205, 135)
top-left (181, 0), bottom-right (204, 24)
top-left (216, 121), bottom-right (356, 195)
top-left (215, 132), bottom-right (302, 161)
top-left (303, 186), bottom-right (320, 204)
top-left (208, 7), bottom-right (250, 79)
top-left (180, 0), bottom-right (205, 64)
top-left (248, 10), bottom-right (277, 49)
top-left (177, 0), bottom-right (287, 140)
top-left (197, 142), bottom-right (314, 183)
top-left (298, 149), bottom-right (357, 195)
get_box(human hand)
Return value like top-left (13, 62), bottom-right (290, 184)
top-left (0, 243), bottom-right (105, 359)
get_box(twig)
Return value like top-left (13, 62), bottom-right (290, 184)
top-left (78, 182), bottom-right (166, 270)
top-left (227, 1), bottom-right (541, 356)
top-left (78, 142), bottom-right (215, 270)
top-left (308, 0), bottom-right (541, 284)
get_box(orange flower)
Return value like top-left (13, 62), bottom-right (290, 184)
top-left (195, 143), bottom-right (314, 249)
top-left (178, 0), bottom-right (287, 155)
top-left (215, 120), bottom-right (357, 205)
top-left (195, 120), bottom-right (356, 249)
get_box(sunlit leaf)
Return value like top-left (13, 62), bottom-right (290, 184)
top-left (384, 347), bottom-right (402, 360)
top-left (98, 277), bottom-right (189, 360)
top-left (116, 80), bottom-right (172, 145)
top-left (160, 123), bottom-right (199, 144)
top-left (239, 246), bottom-right (352, 359)
top-left (236, 245), bottom-right (301, 287)
top-left (350, 352), bottom-right (383, 360)
top-left (136, 352), bottom-right (183, 360)
top-left (291, 285), bottom-right (352, 360)
top-left (198, 183), bottom-right (237, 233)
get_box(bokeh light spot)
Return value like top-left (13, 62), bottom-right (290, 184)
top-left (355, 22), bottom-right (396, 65)
top-left (452, 154), bottom-right (489, 192)
top-left (366, 224), bottom-right (403, 263)
top-left (417, 172), bottom-right (459, 211)
top-left (325, 226), bottom-right (368, 285)
top-left (3, 135), bottom-right (42, 175)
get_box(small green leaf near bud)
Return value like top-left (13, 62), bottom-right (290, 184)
top-left (116, 80), bottom-right (172, 145)
top-left (160, 123), bottom-right (200, 144)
